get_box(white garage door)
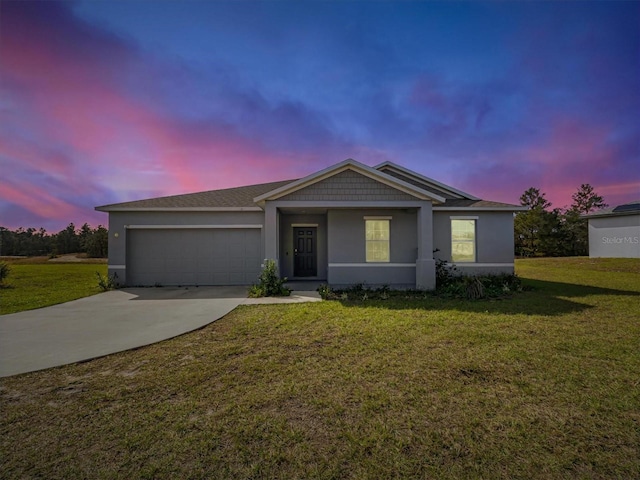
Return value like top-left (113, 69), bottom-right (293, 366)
top-left (127, 228), bottom-right (261, 286)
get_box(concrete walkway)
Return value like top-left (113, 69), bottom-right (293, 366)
top-left (0, 287), bottom-right (321, 377)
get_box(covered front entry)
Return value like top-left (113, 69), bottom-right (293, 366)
top-left (126, 228), bottom-right (261, 286)
top-left (270, 204), bottom-right (436, 289)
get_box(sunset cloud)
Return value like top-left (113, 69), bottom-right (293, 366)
top-left (1, 1), bottom-right (638, 231)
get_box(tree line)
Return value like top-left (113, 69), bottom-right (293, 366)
top-left (0, 223), bottom-right (108, 258)
top-left (515, 184), bottom-right (607, 257)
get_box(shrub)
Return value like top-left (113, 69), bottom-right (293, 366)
top-left (318, 283), bottom-right (333, 300)
top-left (465, 276), bottom-right (485, 300)
top-left (96, 271), bottom-right (119, 291)
top-left (248, 259), bottom-right (290, 297)
top-left (435, 258), bottom-right (458, 287)
top-left (0, 261), bottom-right (10, 286)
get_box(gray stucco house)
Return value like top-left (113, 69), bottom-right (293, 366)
top-left (583, 201), bottom-right (640, 258)
top-left (96, 159), bottom-right (524, 289)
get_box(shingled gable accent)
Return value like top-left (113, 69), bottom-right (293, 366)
top-left (374, 161), bottom-right (480, 200)
top-left (253, 159), bottom-right (446, 206)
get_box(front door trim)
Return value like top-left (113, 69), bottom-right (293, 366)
top-left (293, 226), bottom-right (318, 277)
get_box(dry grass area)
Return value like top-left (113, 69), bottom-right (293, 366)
top-left (1, 258), bottom-right (639, 479)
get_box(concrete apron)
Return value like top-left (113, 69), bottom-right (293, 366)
top-left (0, 286), bottom-right (321, 378)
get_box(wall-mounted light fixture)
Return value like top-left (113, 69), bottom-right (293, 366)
top-left (114, 232), bottom-right (119, 238)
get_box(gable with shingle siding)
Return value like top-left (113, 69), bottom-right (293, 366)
top-left (278, 170), bottom-right (417, 202)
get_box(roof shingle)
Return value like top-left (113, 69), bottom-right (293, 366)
top-left (96, 175), bottom-right (522, 211)
top-left (96, 179), bottom-right (296, 211)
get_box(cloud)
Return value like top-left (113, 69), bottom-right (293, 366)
top-left (0, 1), bottom-right (351, 229)
top-left (0, 0), bottom-right (638, 231)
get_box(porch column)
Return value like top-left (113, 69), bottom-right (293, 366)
top-left (264, 202), bottom-right (278, 265)
top-left (416, 202), bottom-right (436, 290)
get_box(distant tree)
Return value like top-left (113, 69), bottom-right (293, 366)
top-left (78, 223), bottom-right (93, 253)
top-left (514, 188), bottom-right (557, 257)
top-left (570, 184), bottom-right (608, 215)
top-left (515, 184), bottom-right (608, 257)
top-left (0, 224), bottom-right (108, 257)
top-left (85, 225), bottom-right (108, 258)
top-left (519, 187), bottom-right (552, 211)
top-left (561, 184), bottom-right (608, 256)
top-left (0, 227), bottom-right (11, 256)
top-left (55, 223), bottom-right (80, 254)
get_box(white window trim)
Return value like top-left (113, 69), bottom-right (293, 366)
top-left (451, 218), bottom-right (477, 263)
top-left (364, 217), bottom-right (391, 263)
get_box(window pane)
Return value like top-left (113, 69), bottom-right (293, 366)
top-left (451, 219), bottom-right (476, 262)
top-left (365, 220), bottom-right (390, 262)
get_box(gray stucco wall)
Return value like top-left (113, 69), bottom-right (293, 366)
top-left (106, 210), bottom-right (265, 284)
top-left (280, 170), bottom-right (416, 202)
top-left (327, 209), bottom-right (417, 287)
top-left (588, 215), bottom-right (640, 258)
top-left (278, 214), bottom-right (328, 279)
top-left (432, 210), bottom-right (515, 274)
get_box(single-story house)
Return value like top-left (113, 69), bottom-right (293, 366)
top-left (582, 201), bottom-right (640, 258)
top-left (96, 159), bottom-right (525, 289)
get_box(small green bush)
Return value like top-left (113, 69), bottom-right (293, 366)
top-left (464, 276), bottom-right (485, 300)
top-left (0, 261), bottom-right (11, 286)
top-left (317, 283), bottom-right (332, 300)
top-left (248, 260), bottom-right (290, 297)
top-left (323, 273), bottom-right (524, 301)
top-left (96, 271), bottom-right (119, 291)
top-left (435, 258), bottom-right (458, 287)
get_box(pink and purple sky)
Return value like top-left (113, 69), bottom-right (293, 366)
top-left (1, 1), bottom-right (639, 232)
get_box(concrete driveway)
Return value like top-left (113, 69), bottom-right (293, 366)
top-left (0, 286), bottom-right (249, 377)
top-left (0, 286), bottom-right (322, 377)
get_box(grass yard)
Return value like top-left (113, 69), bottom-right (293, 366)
top-left (1, 258), bottom-right (639, 479)
top-left (0, 257), bottom-right (108, 315)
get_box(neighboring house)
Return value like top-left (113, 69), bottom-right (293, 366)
top-left (96, 159), bottom-right (524, 289)
top-left (582, 201), bottom-right (640, 258)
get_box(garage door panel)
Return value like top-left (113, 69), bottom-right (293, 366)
top-left (127, 228), bottom-right (261, 286)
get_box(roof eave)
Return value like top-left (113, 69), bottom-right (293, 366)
top-left (434, 206), bottom-right (527, 212)
top-left (374, 161), bottom-right (481, 200)
top-left (95, 206), bottom-right (262, 213)
top-left (581, 211), bottom-right (640, 219)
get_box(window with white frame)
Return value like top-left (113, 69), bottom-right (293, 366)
top-left (451, 218), bottom-right (476, 262)
top-left (365, 217), bottom-right (390, 262)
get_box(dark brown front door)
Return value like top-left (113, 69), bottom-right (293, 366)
top-left (293, 227), bottom-right (317, 277)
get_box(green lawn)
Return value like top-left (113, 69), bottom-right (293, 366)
top-left (1, 258), bottom-right (639, 479)
top-left (0, 258), bottom-right (108, 315)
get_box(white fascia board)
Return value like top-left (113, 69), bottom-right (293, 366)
top-left (253, 158), bottom-right (446, 204)
top-left (433, 206), bottom-right (527, 212)
top-left (374, 161), bottom-right (481, 200)
top-left (328, 263), bottom-right (416, 267)
top-left (95, 206), bottom-right (262, 212)
top-left (126, 224), bottom-right (263, 229)
top-left (581, 211), bottom-right (640, 219)
top-left (270, 200), bottom-right (427, 208)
